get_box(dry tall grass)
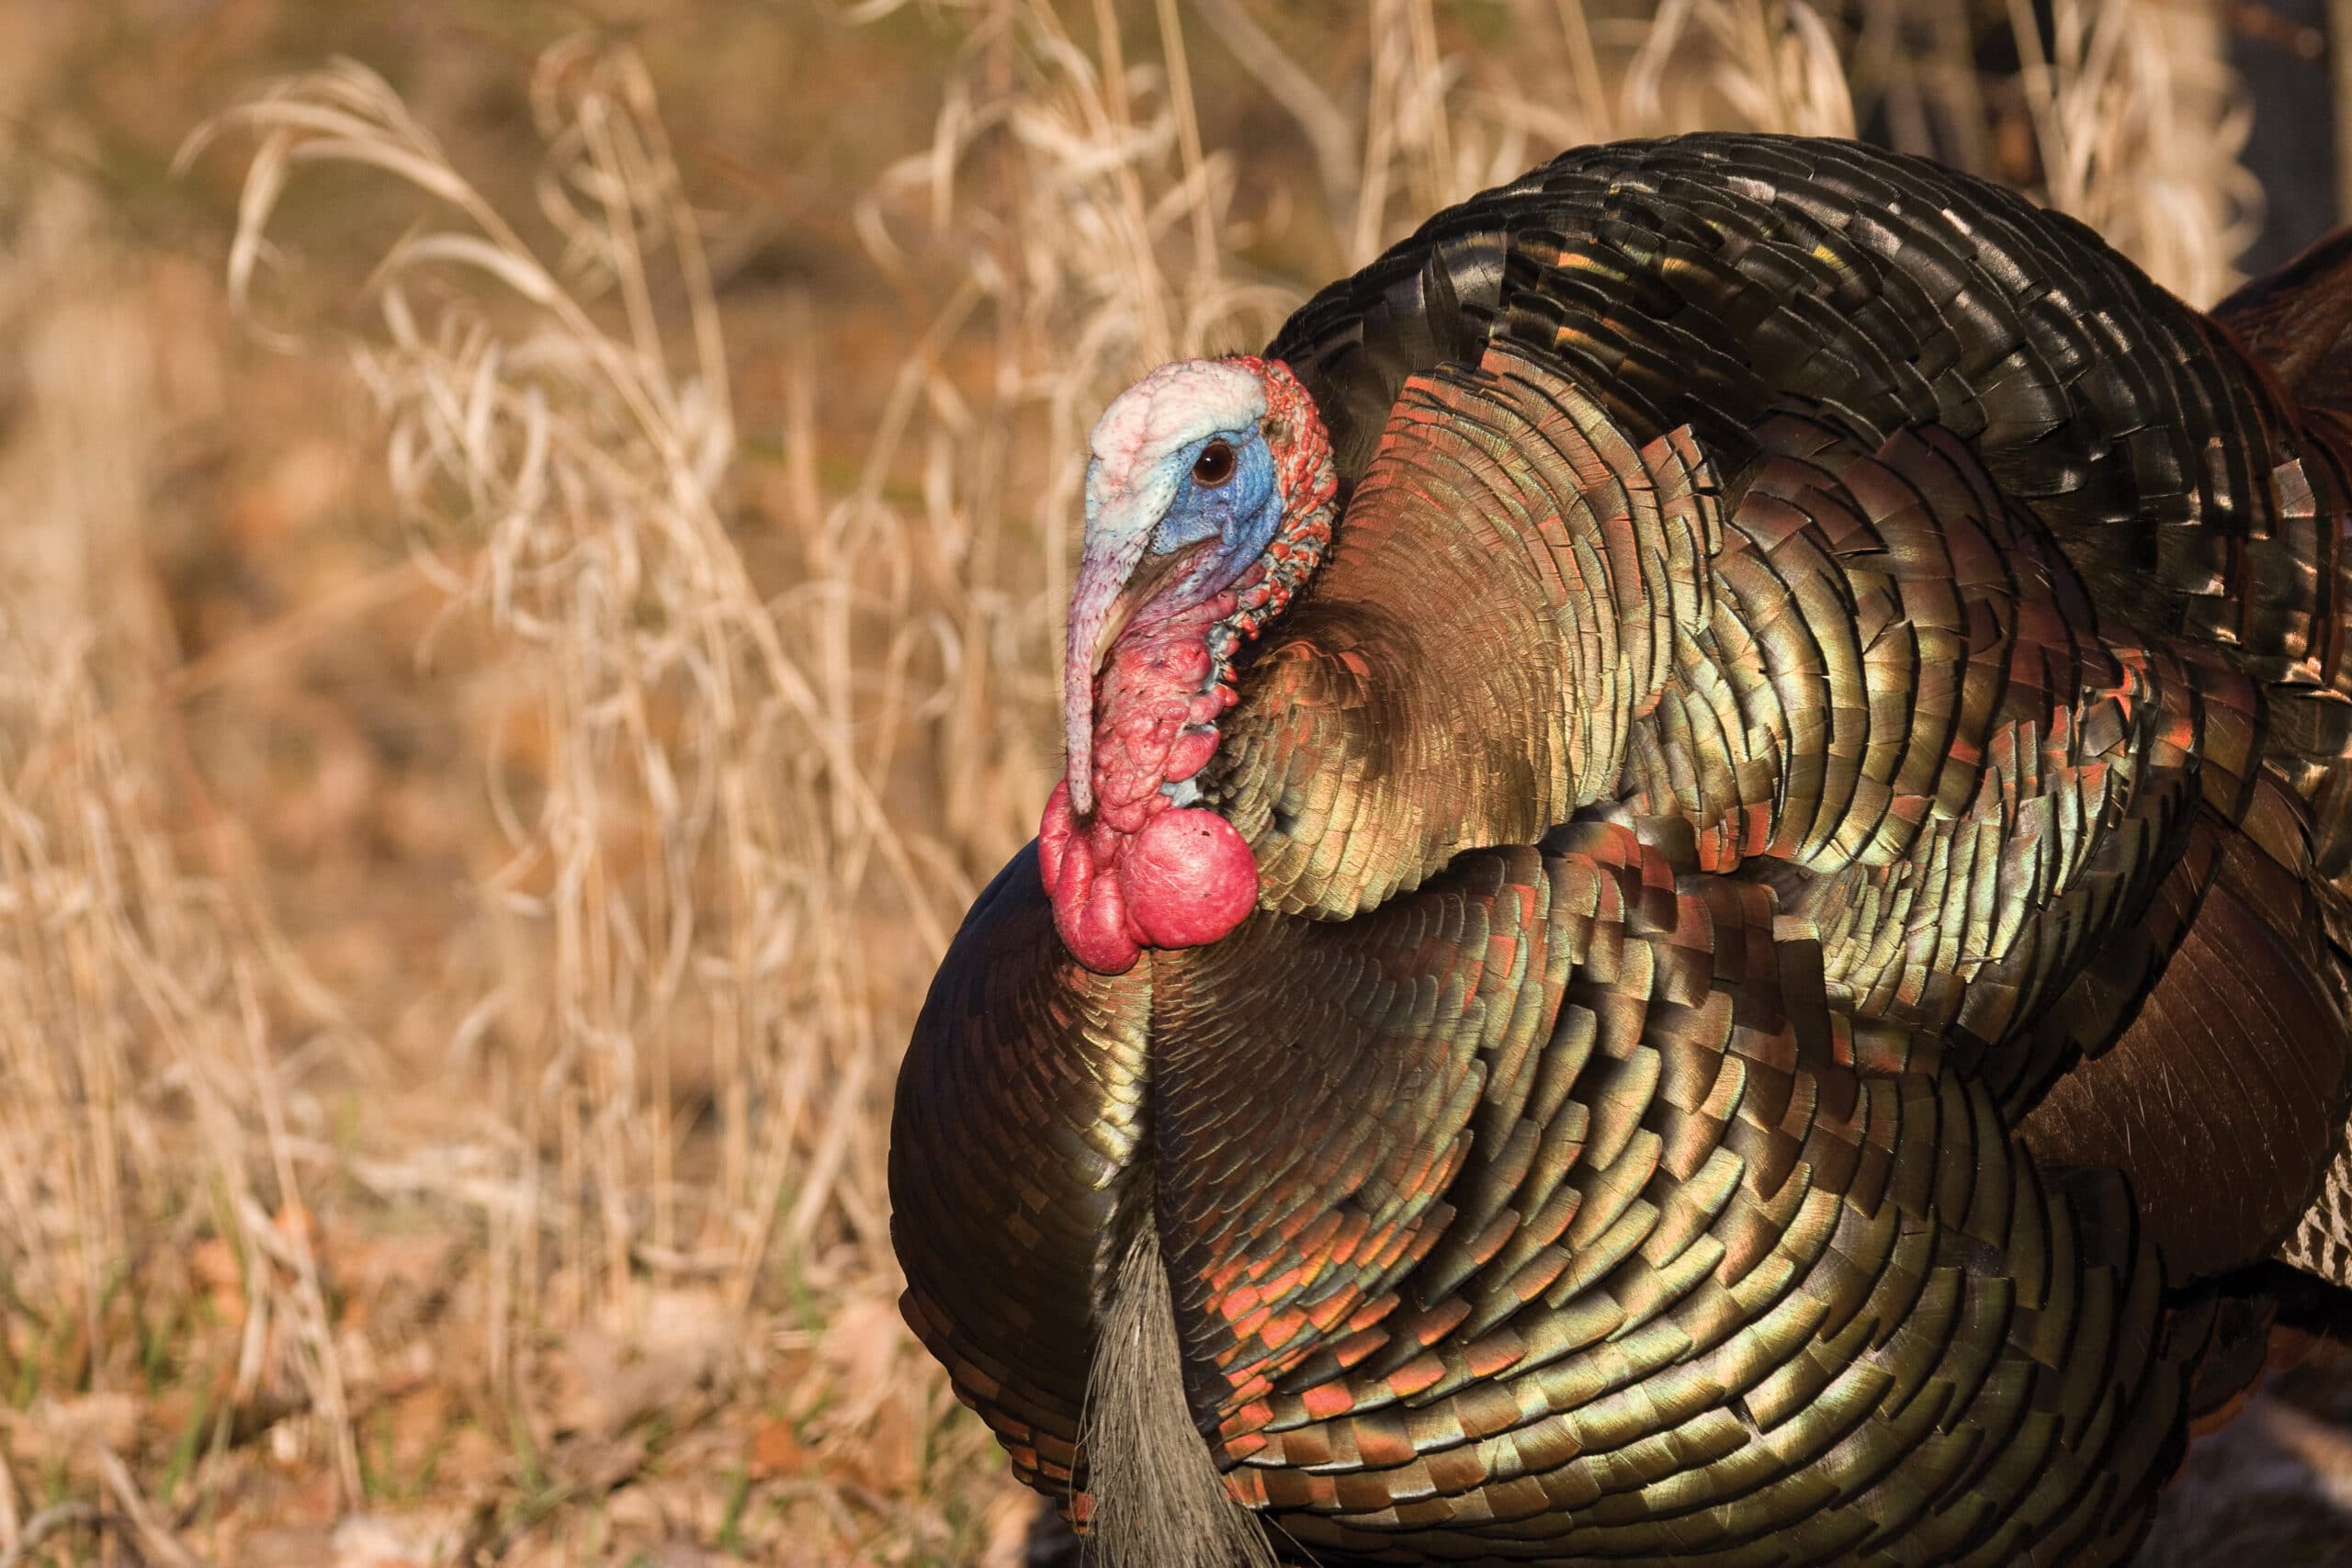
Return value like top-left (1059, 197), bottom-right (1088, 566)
top-left (0, 3), bottom-right (2333, 1565)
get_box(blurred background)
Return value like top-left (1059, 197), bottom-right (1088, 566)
top-left (0, 1), bottom-right (2347, 1563)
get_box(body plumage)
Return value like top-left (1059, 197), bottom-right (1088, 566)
top-left (891, 133), bottom-right (2352, 1565)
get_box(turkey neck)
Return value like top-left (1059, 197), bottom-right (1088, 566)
top-left (1208, 344), bottom-right (1724, 921)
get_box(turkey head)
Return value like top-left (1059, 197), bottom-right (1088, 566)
top-left (1039, 355), bottom-right (1336, 974)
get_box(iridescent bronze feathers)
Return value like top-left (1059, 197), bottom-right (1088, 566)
top-left (891, 133), bottom-right (2352, 1565)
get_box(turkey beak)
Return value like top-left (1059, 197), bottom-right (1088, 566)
top-left (1064, 528), bottom-right (1153, 819)
top-left (1065, 525), bottom-right (1223, 817)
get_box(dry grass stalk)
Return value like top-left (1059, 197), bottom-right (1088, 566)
top-left (0, 133), bottom-right (376, 1535)
top-left (195, 39), bottom-right (967, 1357)
top-left (2003, 0), bottom-right (2256, 305)
top-left (1620, 0), bottom-right (1858, 141)
top-left (0, 617), bottom-right (360, 1517)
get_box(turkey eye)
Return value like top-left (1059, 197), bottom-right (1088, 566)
top-left (1192, 440), bottom-right (1237, 487)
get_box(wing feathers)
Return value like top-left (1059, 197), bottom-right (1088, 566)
top-left (2020, 778), bottom-right (2352, 1282)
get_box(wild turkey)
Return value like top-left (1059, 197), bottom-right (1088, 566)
top-left (889, 133), bottom-right (2352, 1566)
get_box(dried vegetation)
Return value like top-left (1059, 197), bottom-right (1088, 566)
top-left (0, 1), bottom-right (2337, 1563)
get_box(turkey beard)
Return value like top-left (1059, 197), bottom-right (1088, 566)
top-left (1081, 1222), bottom-right (1281, 1568)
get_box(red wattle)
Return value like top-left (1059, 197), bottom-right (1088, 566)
top-left (1067, 879), bottom-right (1142, 975)
top-left (1162, 725), bottom-right (1219, 784)
top-left (1040, 783), bottom-right (1143, 975)
top-left (1120, 808), bottom-right (1258, 948)
top-left (1040, 782), bottom-right (1254, 974)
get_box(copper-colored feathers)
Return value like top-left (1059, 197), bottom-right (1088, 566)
top-left (890, 134), bottom-right (2352, 1565)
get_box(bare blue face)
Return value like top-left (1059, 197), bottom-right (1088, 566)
top-left (1065, 358), bottom-right (1280, 814)
top-left (1142, 426), bottom-right (1282, 606)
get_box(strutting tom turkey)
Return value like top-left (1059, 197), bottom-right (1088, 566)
top-left (888, 133), bottom-right (2352, 1566)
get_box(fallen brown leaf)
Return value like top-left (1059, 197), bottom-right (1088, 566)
top-left (747, 1416), bottom-right (804, 1480)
